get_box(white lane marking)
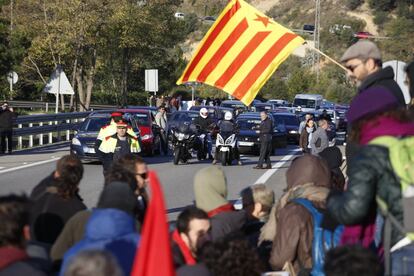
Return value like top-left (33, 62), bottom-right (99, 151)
top-left (254, 149), bottom-right (301, 184)
top-left (0, 167), bottom-right (4, 169)
top-left (0, 157), bottom-right (60, 175)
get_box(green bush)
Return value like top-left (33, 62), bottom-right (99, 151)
top-left (346, 0), bottom-right (363, 10)
top-left (373, 11), bottom-right (389, 27)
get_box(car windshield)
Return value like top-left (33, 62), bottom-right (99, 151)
top-left (237, 118), bottom-right (261, 130)
top-left (221, 102), bottom-right (248, 111)
top-left (277, 115), bottom-right (299, 125)
top-left (81, 117), bottom-right (110, 132)
top-left (133, 113), bottom-right (150, 126)
top-left (293, 98), bottom-right (316, 108)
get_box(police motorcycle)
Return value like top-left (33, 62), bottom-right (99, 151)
top-left (216, 112), bottom-right (238, 166)
top-left (169, 122), bottom-right (197, 165)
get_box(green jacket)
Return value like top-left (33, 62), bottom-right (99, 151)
top-left (327, 145), bottom-right (404, 246)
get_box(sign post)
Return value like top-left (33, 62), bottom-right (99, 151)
top-left (145, 69), bottom-right (158, 95)
top-left (6, 71), bottom-right (18, 99)
top-left (43, 65), bottom-right (74, 113)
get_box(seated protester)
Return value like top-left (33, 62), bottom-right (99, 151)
top-left (30, 156), bottom-right (86, 245)
top-left (264, 154), bottom-right (332, 274)
top-left (171, 207), bottom-right (211, 268)
top-left (51, 165), bottom-right (139, 263)
top-left (200, 233), bottom-right (265, 276)
top-left (327, 87), bottom-right (414, 276)
top-left (324, 245), bottom-right (382, 276)
top-left (319, 146), bottom-right (346, 191)
top-left (63, 249), bottom-right (122, 276)
top-left (59, 181), bottom-right (140, 276)
top-left (0, 195), bottom-right (49, 276)
top-left (194, 166), bottom-right (247, 241)
top-left (240, 184), bottom-right (274, 269)
top-left (30, 155), bottom-right (84, 201)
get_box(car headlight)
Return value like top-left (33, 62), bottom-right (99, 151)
top-left (141, 134), bottom-right (153, 140)
top-left (72, 137), bottom-right (81, 146)
top-left (274, 128), bottom-right (279, 133)
top-left (289, 130), bottom-right (298, 134)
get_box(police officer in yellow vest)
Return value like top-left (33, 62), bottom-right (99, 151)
top-left (95, 119), bottom-right (141, 172)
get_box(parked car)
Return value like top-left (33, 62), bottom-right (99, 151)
top-left (70, 111), bottom-right (140, 162)
top-left (251, 103), bottom-right (278, 112)
top-left (167, 110), bottom-right (199, 134)
top-left (270, 112), bottom-right (300, 144)
top-left (220, 100), bottom-right (249, 116)
top-left (119, 108), bottom-right (162, 156)
top-left (303, 24), bottom-right (315, 33)
top-left (353, 31), bottom-right (374, 39)
top-left (236, 112), bottom-right (287, 155)
top-left (189, 105), bottom-right (234, 122)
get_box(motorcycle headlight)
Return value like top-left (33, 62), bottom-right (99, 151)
top-left (72, 137), bottom-right (81, 146)
top-left (141, 134), bottom-right (153, 140)
top-left (217, 134), bottom-right (224, 144)
top-left (225, 134), bottom-right (235, 145)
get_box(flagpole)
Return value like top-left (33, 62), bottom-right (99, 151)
top-left (304, 42), bottom-right (348, 72)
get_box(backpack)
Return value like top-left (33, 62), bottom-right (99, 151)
top-left (292, 198), bottom-right (344, 276)
top-left (369, 136), bottom-right (414, 238)
top-left (369, 136), bottom-right (414, 275)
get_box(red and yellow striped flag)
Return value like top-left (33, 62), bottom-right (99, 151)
top-left (177, 0), bottom-right (305, 106)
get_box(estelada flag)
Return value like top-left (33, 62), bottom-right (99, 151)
top-left (130, 171), bottom-right (175, 276)
top-left (177, 0), bottom-right (305, 106)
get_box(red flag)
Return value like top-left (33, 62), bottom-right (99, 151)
top-left (131, 171), bottom-right (175, 276)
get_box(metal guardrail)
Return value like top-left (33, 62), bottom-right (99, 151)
top-left (8, 100), bottom-right (116, 111)
top-left (12, 112), bottom-right (92, 150)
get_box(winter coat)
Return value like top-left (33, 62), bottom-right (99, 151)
top-left (259, 117), bottom-right (273, 142)
top-left (193, 116), bottom-right (214, 133)
top-left (346, 66), bottom-right (406, 164)
top-left (30, 188), bottom-right (86, 245)
top-left (0, 109), bottom-right (17, 129)
top-left (299, 127), bottom-right (315, 150)
top-left (328, 117), bottom-right (414, 247)
top-left (310, 127), bottom-right (328, 155)
top-left (0, 246), bottom-right (48, 276)
top-left (263, 154), bottom-right (331, 274)
top-left (59, 208), bottom-right (140, 276)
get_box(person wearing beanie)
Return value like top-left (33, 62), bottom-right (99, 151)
top-left (58, 181), bottom-right (140, 276)
top-left (194, 166), bottom-right (247, 240)
top-left (327, 86), bottom-right (414, 275)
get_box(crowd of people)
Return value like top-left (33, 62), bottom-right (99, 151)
top-left (1, 41), bottom-right (414, 276)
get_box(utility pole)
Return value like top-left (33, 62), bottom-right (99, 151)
top-left (313, 0), bottom-right (321, 81)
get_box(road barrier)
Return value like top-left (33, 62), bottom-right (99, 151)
top-left (12, 112), bottom-right (92, 150)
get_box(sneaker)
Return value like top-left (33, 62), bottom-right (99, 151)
top-left (237, 160), bottom-right (242, 166)
top-left (212, 159), bottom-right (217, 165)
top-left (265, 165), bottom-right (272, 169)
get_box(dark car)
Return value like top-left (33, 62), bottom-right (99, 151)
top-left (167, 110), bottom-right (199, 134)
top-left (220, 100), bottom-right (249, 116)
top-left (252, 103), bottom-right (278, 112)
top-left (189, 105), bottom-right (234, 122)
top-left (270, 112), bottom-right (300, 144)
top-left (70, 111), bottom-right (141, 162)
top-left (236, 112), bottom-right (287, 155)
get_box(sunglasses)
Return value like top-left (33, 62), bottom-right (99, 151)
top-left (136, 172), bottom-right (148, 179)
top-left (345, 62), bottom-right (364, 73)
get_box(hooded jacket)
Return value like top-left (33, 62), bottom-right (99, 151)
top-left (59, 208), bottom-right (140, 276)
top-left (194, 166), bottom-right (247, 240)
top-left (265, 154), bottom-right (331, 273)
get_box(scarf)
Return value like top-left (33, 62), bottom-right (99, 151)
top-left (172, 230), bottom-right (196, 265)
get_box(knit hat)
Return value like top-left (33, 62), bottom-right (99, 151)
top-left (97, 181), bottom-right (137, 215)
top-left (194, 166), bottom-right (228, 212)
top-left (346, 87), bottom-right (399, 123)
top-left (340, 40), bottom-right (381, 62)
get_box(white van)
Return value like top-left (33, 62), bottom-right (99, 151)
top-left (293, 94), bottom-right (323, 113)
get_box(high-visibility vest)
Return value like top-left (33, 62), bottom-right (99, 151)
top-left (99, 134), bottom-right (141, 153)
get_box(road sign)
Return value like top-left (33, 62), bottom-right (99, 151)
top-left (383, 60), bottom-right (410, 104)
top-left (145, 69), bottom-right (158, 93)
top-left (7, 71), bottom-right (18, 85)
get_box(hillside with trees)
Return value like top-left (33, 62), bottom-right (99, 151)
top-left (0, 0), bottom-right (413, 107)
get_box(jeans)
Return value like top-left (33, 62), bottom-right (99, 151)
top-left (206, 133), bottom-right (212, 157)
top-left (392, 243), bottom-right (414, 276)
